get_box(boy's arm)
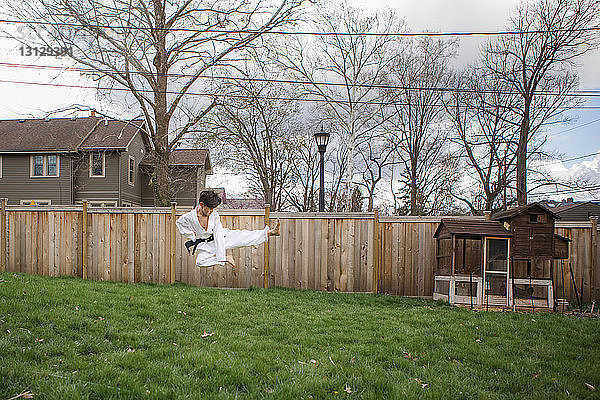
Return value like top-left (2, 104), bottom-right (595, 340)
top-left (175, 210), bottom-right (197, 241)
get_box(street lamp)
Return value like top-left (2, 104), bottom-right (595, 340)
top-left (313, 127), bottom-right (330, 212)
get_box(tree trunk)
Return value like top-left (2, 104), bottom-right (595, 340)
top-left (516, 100), bottom-right (530, 206)
top-left (151, 2), bottom-right (172, 207)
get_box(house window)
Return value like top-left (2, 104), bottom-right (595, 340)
top-left (128, 156), bottom-right (135, 186)
top-left (90, 153), bottom-right (105, 177)
top-left (30, 155), bottom-right (59, 177)
top-left (20, 199), bottom-right (52, 206)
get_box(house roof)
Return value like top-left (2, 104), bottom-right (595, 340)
top-left (550, 201), bottom-right (600, 214)
top-left (434, 218), bottom-right (512, 238)
top-left (491, 202), bottom-right (560, 221)
top-left (0, 116), bottom-right (145, 152)
top-left (141, 149), bottom-right (210, 168)
top-left (220, 198), bottom-right (264, 209)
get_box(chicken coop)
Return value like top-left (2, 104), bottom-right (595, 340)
top-left (433, 203), bottom-right (570, 310)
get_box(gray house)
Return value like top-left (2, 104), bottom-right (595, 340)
top-left (0, 116), bottom-right (212, 207)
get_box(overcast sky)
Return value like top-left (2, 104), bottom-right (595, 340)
top-left (0, 0), bottom-right (598, 200)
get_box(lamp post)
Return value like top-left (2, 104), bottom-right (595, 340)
top-left (313, 127), bottom-right (330, 212)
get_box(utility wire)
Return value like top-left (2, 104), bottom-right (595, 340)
top-left (1, 18), bottom-right (600, 37)
top-left (529, 185), bottom-right (600, 197)
top-left (2, 78), bottom-right (600, 110)
top-left (2, 61), bottom-right (600, 98)
top-left (547, 117), bottom-right (600, 137)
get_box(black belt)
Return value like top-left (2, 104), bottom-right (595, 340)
top-left (185, 235), bottom-right (214, 255)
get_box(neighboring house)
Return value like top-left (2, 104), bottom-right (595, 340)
top-left (0, 116), bottom-right (212, 207)
top-left (544, 200), bottom-right (600, 221)
top-left (210, 187), bottom-right (264, 209)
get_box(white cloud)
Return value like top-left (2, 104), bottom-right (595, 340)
top-left (533, 155), bottom-right (600, 200)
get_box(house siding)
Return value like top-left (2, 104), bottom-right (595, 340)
top-left (120, 132), bottom-right (146, 206)
top-left (140, 173), bottom-right (155, 206)
top-left (0, 153), bottom-right (73, 205)
top-left (73, 151), bottom-right (121, 204)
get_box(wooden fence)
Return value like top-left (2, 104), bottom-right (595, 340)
top-left (0, 199), bottom-right (598, 303)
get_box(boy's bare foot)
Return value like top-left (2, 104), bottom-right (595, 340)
top-left (225, 254), bottom-right (236, 268)
top-left (268, 219), bottom-right (281, 237)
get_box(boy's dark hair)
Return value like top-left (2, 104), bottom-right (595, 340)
top-left (198, 190), bottom-right (222, 208)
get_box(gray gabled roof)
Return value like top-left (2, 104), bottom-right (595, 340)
top-left (0, 116), bottom-right (145, 152)
top-left (140, 149), bottom-right (210, 168)
top-left (550, 201), bottom-right (600, 214)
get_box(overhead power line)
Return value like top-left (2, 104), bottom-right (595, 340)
top-left (547, 117), bottom-right (600, 137)
top-left (2, 62), bottom-right (600, 99)
top-left (1, 18), bottom-right (600, 37)
top-left (529, 185), bottom-right (600, 197)
top-left (558, 151), bottom-right (600, 163)
top-left (2, 78), bottom-right (600, 110)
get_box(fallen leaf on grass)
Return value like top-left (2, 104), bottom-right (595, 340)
top-left (310, 359), bottom-right (317, 365)
top-left (350, 356), bottom-right (355, 364)
top-left (345, 386), bottom-right (353, 393)
top-left (0, 279), bottom-right (7, 283)
top-left (403, 352), bottom-right (418, 361)
top-left (298, 361), bottom-right (308, 365)
top-left (329, 356), bottom-right (335, 365)
top-left (75, 306), bottom-right (80, 311)
top-left (98, 317), bottom-right (105, 321)
top-left (532, 373), bottom-right (539, 379)
top-left (177, 311), bottom-right (187, 316)
top-left (201, 331), bottom-right (214, 338)
top-left (475, 339), bottom-right (482, 343)
top-left (413, 378), bottom-right (428, 388)
top-left (34, 338), bottom-right (44, 343)
top-left (7, 391), bottom-right (34, 400)
top-left (127, 348), bottom-right (135, 353)
top-left (585, 383), bottom-right (596, 391)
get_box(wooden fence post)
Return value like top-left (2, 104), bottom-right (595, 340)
top-left (591, 216), bottom-right (598, 301)
top-left (170, 202), bottom-right (177, 284)
top-left (264, 204), bottom-right (270, 289)
top-left (82, 200), bottom-right (88, 279)
top-left (1, 198), bottom-right (6, 272)
top-left (373, 209), bottom-right (380, 294)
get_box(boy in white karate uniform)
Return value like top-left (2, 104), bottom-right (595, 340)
top-left (176, 190), bottom-right (280, 267)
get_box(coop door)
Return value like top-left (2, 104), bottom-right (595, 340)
top-left (483, 238), bottom-right (509, 306)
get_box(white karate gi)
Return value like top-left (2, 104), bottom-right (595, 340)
top-left (175, 207), bottom-right (269, 267)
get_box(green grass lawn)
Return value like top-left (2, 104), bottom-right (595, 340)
top-left (0, 272), bottom-right (599, 400)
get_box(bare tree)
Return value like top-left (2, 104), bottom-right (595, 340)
top-left (484, 0), bottom-right (600, 205)
top-left (275, 3), bottom-right (400, 211)
top-left (445, 69), bottom-right (521, 214)
top-left (284, 136), bottom-right (319, 212)
top-left (354, 127), bottom-right (400, 212)
top-left (385, 37), bottom-right (457, 215)
top-left (5, 0), bottom-right (306, 205)
top-left (195, 62), bottom-right (302, 211)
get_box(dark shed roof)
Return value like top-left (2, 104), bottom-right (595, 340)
top-left (0, 117), bottom-right (145, 152)
top-left (434, 218), bottom-right (511, 238)
top-left (491, 202), bottom-right (560, 221)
